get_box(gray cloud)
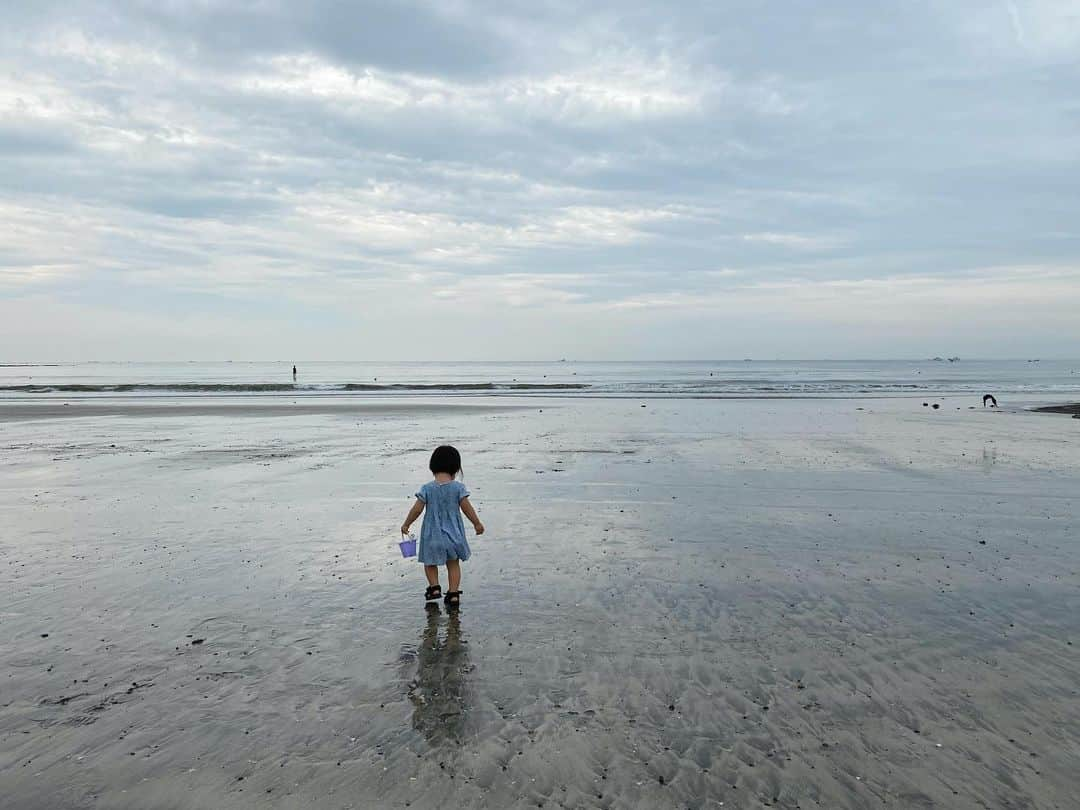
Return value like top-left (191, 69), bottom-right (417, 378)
top-left (1, 1), bottom-right (1078, 358)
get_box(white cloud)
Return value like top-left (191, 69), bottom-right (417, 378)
top-left (238, 51), bottom-right (710, 126)
top-left (422, 272), bottom-right (591, 308)
top-left (284, 184), bottom-right (682, 267)
top-left (659, 265), bottom-right (1080, 322)
top-left (0, 201), bottom-right (108, 288)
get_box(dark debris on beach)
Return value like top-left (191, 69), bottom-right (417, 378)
top-left (1033, 402), bottom-right (1080, 417)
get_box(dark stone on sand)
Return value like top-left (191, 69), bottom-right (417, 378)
top-left (190, 638), bottom-right (205, 645)
top-left (932, 403), bottom-right (940, 409)
top-left (41, 633), bottom-right (48, 638)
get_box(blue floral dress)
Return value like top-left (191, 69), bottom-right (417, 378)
top-left (416, 480), bottom-right (471, 565)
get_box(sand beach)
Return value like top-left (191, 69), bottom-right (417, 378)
top-left (1, 392), bottom-right (1078, 808)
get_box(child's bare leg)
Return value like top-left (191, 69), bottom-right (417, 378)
top-left (424, 565), bottom-right (440, 588)
top-left (446, 559), bottom-right (461, 592)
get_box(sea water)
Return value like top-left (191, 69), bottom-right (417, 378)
top-left (1, 359), bottom-right (1078, 399)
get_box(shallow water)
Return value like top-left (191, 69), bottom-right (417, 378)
top-left (2, 397), bottom-right (1078, 808)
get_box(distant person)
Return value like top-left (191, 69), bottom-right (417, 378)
top-left (983, 394), bottom-right (998, 408)
top-left (400, 445), bottom-right (484, 609)
top-left (292, 365), bottom-right (297, 380)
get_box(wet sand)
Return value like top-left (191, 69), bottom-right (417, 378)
top-left (0, 400), bottom-right (526, 423)
top-left (1033, 403), bottom-right (1080, 417)
top-left (1, 396), bottom-right (1078, 808)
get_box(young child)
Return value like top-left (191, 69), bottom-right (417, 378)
top-left (400, 445), bottom-right (484, 608)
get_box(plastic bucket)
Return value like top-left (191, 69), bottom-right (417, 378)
top-left (398, 536), bottom-right (417, 558)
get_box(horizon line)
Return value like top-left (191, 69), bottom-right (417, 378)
top-left (3, 358), bottom-right (1076, 365)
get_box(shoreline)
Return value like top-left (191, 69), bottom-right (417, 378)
top-left (2, 393), bottom-right (1080, 421)
top-left (0, 401), bottom-right (529, 422)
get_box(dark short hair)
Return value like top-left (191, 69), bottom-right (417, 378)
top-left (429, 445), bottom-right (462, 476)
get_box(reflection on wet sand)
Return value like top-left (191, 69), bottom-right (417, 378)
top-left (409, 605), bottom-right (472, 747)
top-left (5, 398), bottom-right (1080, 808)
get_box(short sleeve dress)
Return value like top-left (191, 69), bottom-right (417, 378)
top-left (416, 480), bottom-right (471, 564)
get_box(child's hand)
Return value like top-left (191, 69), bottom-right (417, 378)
top-left (400, 523), bottom-right (412, 536)
top-left (473, 521), bottom-right (485, 535)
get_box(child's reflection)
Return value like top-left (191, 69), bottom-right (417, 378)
top-left (409, 604), bottom-right (472, 745)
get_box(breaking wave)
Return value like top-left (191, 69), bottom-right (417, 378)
top-left (0, 382), bottom-right (592, 394)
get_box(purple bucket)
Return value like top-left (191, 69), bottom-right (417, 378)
top-left (398, 535), bottom-right (417, 558)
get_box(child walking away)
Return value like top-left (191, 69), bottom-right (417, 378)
top-left (400, 445), bottom-right (484, 609)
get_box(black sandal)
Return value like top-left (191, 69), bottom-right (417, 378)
top-left (444, 590), bottom-right (462, 609)
top-left (424, 585), bottom-right (442, 602)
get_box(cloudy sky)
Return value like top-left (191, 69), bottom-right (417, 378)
top-left (2, 1), bottom-right (1079, 360)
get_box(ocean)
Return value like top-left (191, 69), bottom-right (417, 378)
top-left (1, 359), bottom-right (1078, 399)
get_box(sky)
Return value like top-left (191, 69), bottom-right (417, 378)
top-left (2, 0), bottom-right (1079, 360)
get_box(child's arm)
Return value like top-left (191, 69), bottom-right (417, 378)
top-left (400, 498), bottom-right (424, 535)
top-left (460, 497), bottom-right (484, 535)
